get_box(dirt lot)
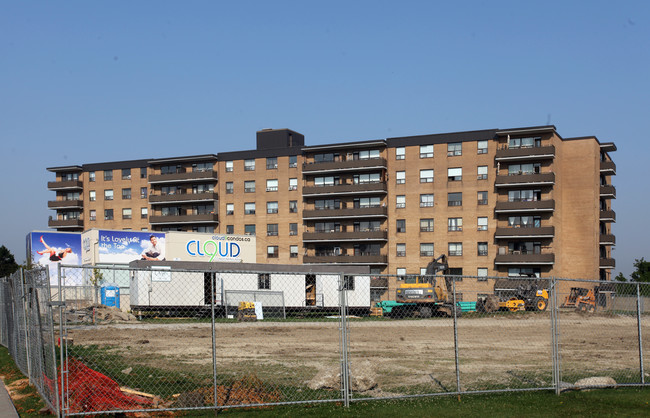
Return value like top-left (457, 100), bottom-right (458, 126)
top-left (65, 312), bottom-right (650, 396)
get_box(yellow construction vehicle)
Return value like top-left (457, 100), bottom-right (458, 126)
top-left (236, 301), bottom-right (257, 321)
top-left (479, 280), bottom-right (549, 313)
top-left (561, 287), bottom-right (597, 312)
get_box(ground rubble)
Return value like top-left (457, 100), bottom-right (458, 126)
top-left (54, 304), bottom-right (138, 324)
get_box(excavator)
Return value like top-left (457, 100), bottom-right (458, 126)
top-left (390, 254), bottom-right (460, 318)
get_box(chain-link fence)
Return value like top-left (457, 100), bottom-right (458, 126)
top-left (1, 265), bottom-right (649, 416)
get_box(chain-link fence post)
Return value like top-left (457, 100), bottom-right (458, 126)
top-left (339, 273), bottom-right (350, 407)
top-left (549, 277), bottom-right (561, 395)
top-left (637, 283), bottom-right (645, 385)
top-left (210, 271), bottom-right (219, 413)
top-left (452, 276), bottom-right (460, 397)
top-left (20, 268), bottom-right (33, 383)
top-left (57, 263), bottom-right (67, 417)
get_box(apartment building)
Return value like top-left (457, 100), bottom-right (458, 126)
top-left (47, 125), bottom-right (616, 282)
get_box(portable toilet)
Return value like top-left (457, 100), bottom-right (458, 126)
top-left (101, 283), bottom-right (120, 308)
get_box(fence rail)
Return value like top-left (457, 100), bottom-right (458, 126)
top-left (1, 265), bottom-right (648, 417)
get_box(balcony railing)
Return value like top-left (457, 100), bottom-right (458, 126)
top-left (599, 210), bottom-right (616, 222)
top-left (599, 258), bottom-right (616, 269)
top-left (149, 213), bottom-right (218, 224)
top-left (303, 158), bottom-right (387, 173)
top-left (495, 226), bottom-right (555, 239)
top-left (47, 180), bottom-right (83, 190)
top-left (48, 200), bottom-right (83, 209)
top-left (494, 252), bottom-right (555, 265)
top-left (600, 185), bottom-right (616, 199)
top-left (302, 182), bottom-right (387, 196)
top-left (599, 234), bottom-right (616, 245)
top-left (600, 161), bottom-right (616, 175)
top-left (303, 230), bottom-right (388, 242)
top-left (48, 218), bottom-right (84, 228)
top-left (303, 254), bottom-right (388, 264)
top-left (495, 145), bottom-right (555, 161)
top-left (149, 192), bottom-right (218, 204)
top-left (303, 206), bottom-right (387, 219)
top-left (495, 172), bottom-right (555, 188)
top-left (148, 170), bottom-right (217, 184)
top-left (494, 199), bottom-right (555, 213)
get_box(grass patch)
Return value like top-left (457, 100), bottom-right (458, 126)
top-left (0, 346), bottom-right (50, 417)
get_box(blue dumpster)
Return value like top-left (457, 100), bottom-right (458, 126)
top-left (101, 284), bottom-right (120, 308)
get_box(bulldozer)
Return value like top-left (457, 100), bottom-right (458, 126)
top-left (392, 254), bottom-right (459, 318)
top-left (562, 287), bottom-right (596, 312)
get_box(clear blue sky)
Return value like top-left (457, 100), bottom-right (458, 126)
top-left (1, 1), bottom-right (648, 277)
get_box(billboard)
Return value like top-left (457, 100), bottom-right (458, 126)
top-left (97, 230), bottom-right (166, 264)
top-left (165, 232), bottom-right (256, 263)
top-left (28, 232), bottom-right (82, 284)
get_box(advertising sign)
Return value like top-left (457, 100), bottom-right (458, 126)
top-left (28, 232), bottom-right (82, 284)
top-left (165, 232), bottom-right (256, 263)
top-left (98, 230), bottom-right (166, 264)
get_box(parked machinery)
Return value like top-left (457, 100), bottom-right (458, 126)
top-left (562, 287), bottom-right (597, 312)
top-left (478, 279), bottom-right (549, 313)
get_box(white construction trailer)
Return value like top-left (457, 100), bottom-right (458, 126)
top-left (128, 260), bottom-right (371, 317)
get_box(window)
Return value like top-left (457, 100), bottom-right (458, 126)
top-left (396, 171), bottom-right (406, 184)
top-left (140, 187), bottom-right (147, 199)
top-left (258, 273), bottom-right (271, 289)
top-left (508, 163), bottom-right (541, 175)
top-left (88, 171), bottom-right (95, 182)
top-left (477, 165), bottom-right (488, 180)
top-left (194, 163), bottom-right (212, 172)
top-left (290, 245), bottom-right (298, 258)
top-left (289, 178), bottom-right (298, 190)
top-left (266, 179), bottom-right (278, 191)
top-left (358, 150), bottom-right (380, 160)
top-left (448, 217), bottom-right (463, 231)
top-left (104, 189), bottom-right (113, 200)
top-left (396, 147), bottom-right (405, 160)
top-left (140, 167), bottom-right (147, 178)
top-left (244, 159), bottom-right (255, 171)
top-left (122, 208), bottom-right (132, 220)
top-left (244, 224), bottom-right (256, 235)
top-left (314, 176), bottom-right (338, 187)
top-left (449, 242), bottom-right (463, 256)
top-left (89, 210), bottom-right (96, 221)
top-left (244, 181), bottom-right (255, 193)
top-left (103, 170), bottom-right (113, 181)
top-left (314, 153), bottom-right (338, 163)
top-left (420, 194), bottom-right (434, 207)
top-left (122, 188), bottom-right (131, 200)
top-left (354, 173), bottom-right (381, 184)
top-left (396, 219), bottom-right (406, 233)
top-left (509, 136), bottom-right (541, 149)
top-left (477, 268), bottom-right (488, 280)
top-left (289, 200), bottom-right (298, 213)
top-left (420, 218), bottom-right (434, 232)
top-left (244, 203), bottom-right (255, 215)
top-left (343, 276), bottom-right (355, 291)
top-left (225, 161), bottom-right (233, 172)
top-left (478, 191), bottom-right (488, 205)
top-left (477, 140), bottom-right (488, 154)
top-left (448, 192), bottom-right (462, 206)
top-left (267, 246), bottom-right (278, 258)
top-left (267, 201), bottom-right (278, 214)
top-left (477, 217), bottom-right (488, 231)
top-left (266, 157), bottom-right (278, 169)
top-left (448, 168), bottom-right (462, 181)
top-left (420, 169), bottom-right (434, 183)
top-left (420, 145), bottom-right (433, 158)
top-left (508, 267), bottom-right (541, 278)
top-left (508, 241), bottom-right (541, 255)
top-left (267, 224), bottom-right (278, 236)
top-left (396, 195), bottom-right (406, 209)
top-left (354, 197), bottom-right (380, 208)
top-left (226, 182), bottom-right (233, 194)
top-left (478, 242), bottom-right (488, 256)
top-left (141, 208), bottom-right (148, 219)
top-left (104, 209), bottom-right (113, 220)
top-left (289, 223), bottom-right (298, 236)
top-left (89, 190), bottom-right (96, 201)
top-left (122, 168), bottom-right (131, 180)
top-left (447, 142), bottom-right (462, 156)
top-left (226, 225), bottom-right (234, 234)
top-left (420, 243), bottom-right (434, 257)
top-left (508, 189), bottom-right (541, 202)
top-left (396, 243), bottom-right (406, 257)
top-left (289, 155), bottom-right (297, 168)
top-left (397, 268), bottom-right (406, 277)
top-left (508, 215), bottom-right (541, 228)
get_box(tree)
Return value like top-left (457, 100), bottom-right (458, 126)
top-left (0, 245), bottom-right (20, 277)
top-left (615, 258), bottom-right (650, 295)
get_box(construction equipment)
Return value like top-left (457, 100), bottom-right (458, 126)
top-left (394, 255), bottom-right (459, 318)
top-left (237, 301), bottom-right (257, 321)
top-left (479, 279), bottom-right (549, 313)
top-left (561, 287), bottom-right (597, 312)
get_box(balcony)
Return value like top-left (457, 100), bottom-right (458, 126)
top-left (495, 226), bottom-right (555, 239)
top-left (599, 234), bottom-right (616, 245)
top-left (303, 158), bottom-right (387, 174)
top-left (495, 172), bottom-right (555, 188)
top-left (303, 230), bottom-right (388, 242)
top-left (302, 182), bottom-right (387, 197)
top-left (303, 254), bottom-right (388, 265)
top-left (148, 170), bottom-right (217, 184)
top-left (149, 192), bottom-right (218, 205)
top-left (599, 258), bottom-right (615, 269)
top-left (48, 218), bottom-right (84, 229)
top-left (48, 180), bottom-right (83, 190)
top-left (600, 161), bottom-right (616, 175)
top-left (600, 185), bottom-right (616, 199)
top-left (494, 199), bottom-right (555, 213)
top-left (495, 145), bottom-right (555, 162)
top-left (599, 210), bottom-right (616, 222)
top-left (303, 206), bottom-right (387, 220)
top-left (149, 213), bottom-right (218, 225)
top-left (48, 200), bottom-right (83, 209)
top-left (494, 253), bottom-right (555, 265)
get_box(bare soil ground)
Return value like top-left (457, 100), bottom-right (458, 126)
top-left (65, 312), bottom-right (650, 396)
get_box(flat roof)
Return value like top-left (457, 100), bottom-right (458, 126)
top-left (129, 260), bottom-right (370, 274)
